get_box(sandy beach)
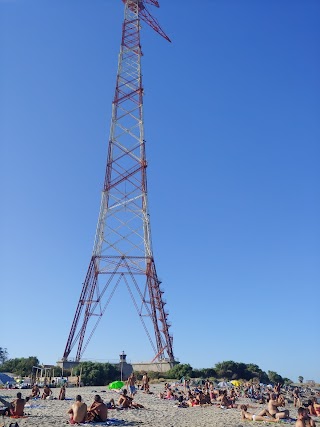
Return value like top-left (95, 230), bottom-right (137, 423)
top-left (1, 384), bottom-right (313, 427)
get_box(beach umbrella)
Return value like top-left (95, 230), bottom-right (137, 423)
top-left (108, 381), bottom-right (124, 390)
top-left (230, 380), bottom-right (240, 387)
top-left (217, 381), bottom-right (228, 388)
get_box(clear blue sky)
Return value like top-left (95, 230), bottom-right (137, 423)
top-left (1, 0), bottom-right (319, 383)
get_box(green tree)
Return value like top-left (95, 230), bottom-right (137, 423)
top-left (245, 364), bottom-right (269, 383)
top-left (268, 370), bottom-right (283, 385)
top-left (215, 361), bottom-right (239, 380)
top-left (166, 363), bottom-right (193, 380)
top-left (51, 366), bottom-right (70, 377)
top-left (73, 362), bottom-right (120, 386)
top-left (213, 361), bottom-right (269, 382)
top-left (298, 376), bottom-right (304, 384)
top-left (0, 348), bottom-right (8, 364)
top-left (0, 357), bottom-right (39, 376)
top-left (191, 368), bottom-right (216, 379)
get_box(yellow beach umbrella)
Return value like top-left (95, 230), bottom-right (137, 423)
top-left (230, 380), bottom-right (240, 387)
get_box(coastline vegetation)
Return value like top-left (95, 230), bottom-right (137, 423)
top-left (0, 351), bottom-right (293, 386)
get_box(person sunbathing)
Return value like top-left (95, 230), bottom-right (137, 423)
top-left (30, 384), bottom-right (40, 398)
top-left (118, 389), bottom-right (144, 409)
top-left (229, 388), bottom-right (237, 403)
top-left (296, 406), bottom-right (316, 427)
top-left (165, 388), bottom-right (175, 400)
top-left (293, 387), bottom-right (302, 408)
top-left (258, 393), bottom-right (289, 419)
top-left (241, 405), bottom-right (279, 422)
top-left (187, 396), bottom-right (199, 407)
top-left (59, 385), bottom-right (66, 400)
top-left (195, 391), bottom-right (210, 406)
top-left (68, 395), bottom-right (87, 425)
top-left (87, 395), bottom-right (108, 422)
top-left (313, 400), bottom-right (320, 417)
top-left (41, 385), bottom-right (52, 400)
top-left (217, 390), bottom-right (236, 408)
top-left (10, 392), bottom-right (29, 417)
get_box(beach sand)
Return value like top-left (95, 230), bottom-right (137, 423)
top-left (0, 384), bottom-right (304, 427)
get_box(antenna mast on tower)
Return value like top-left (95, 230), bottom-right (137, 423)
top-left (62, 0), bottom-right (174, 364)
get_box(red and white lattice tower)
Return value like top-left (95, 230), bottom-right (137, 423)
top-left (62, 0), bottom-right (174, 364)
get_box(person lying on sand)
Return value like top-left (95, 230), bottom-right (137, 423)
top-left (240, 405), bottom-right (279, 422)
top-left (87, 395), bottom-right (108, 422)
top-left (68, 394), bottom-right (87, 424)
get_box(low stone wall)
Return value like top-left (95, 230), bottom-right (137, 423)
top-left (132, 361), bottom-right (173, 373)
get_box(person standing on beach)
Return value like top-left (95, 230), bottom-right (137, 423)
top-left (127, 373), bottom-right (137, 398)
top-left (142, 373), bottom-right (150, 393)
top-left (68, 395), bottom-right (87, 424)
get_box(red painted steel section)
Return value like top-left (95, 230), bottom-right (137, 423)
top-left (62, 0), bottom-right (174, 364)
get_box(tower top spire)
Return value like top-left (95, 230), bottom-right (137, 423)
top-left (123, 0), bottom-right (171, 42)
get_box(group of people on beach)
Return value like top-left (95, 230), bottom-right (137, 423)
top-left (126, 372), bottom-right (151, 395)
top-left (67, 390), bottom-right (145, 424)
top-left (0, 387), bottom-right (144, 424)
top-left (158, 379), bottom-right (319, 427)
top-left (0, 383), bottom-right (67, 418)
top-left (1, 377), bottom-right (319, 426)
